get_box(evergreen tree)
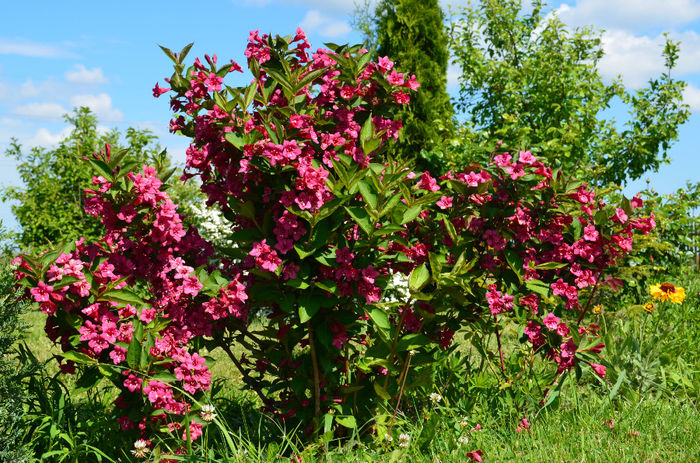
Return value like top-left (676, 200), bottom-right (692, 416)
top-left (372, 0), bottom-right (455, 172)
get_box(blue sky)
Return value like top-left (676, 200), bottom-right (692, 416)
top-left (1, 0), bottom-right (698, 230)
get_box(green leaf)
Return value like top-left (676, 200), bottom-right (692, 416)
top-left (345, 206), bottom-right (373, 236)
top-left (98, 289), bottom-right (144, 307)
top-left (87, 158), bottom-right (113, 182)
top-left (525, 279), bottom-right (550, 297)
top-left (368, 307), bottom-right (390, 331)
top-left (380, 192), bottom-right (402, 217)
top-left (224, 132), bottom-right (246, 150)
top-left (178, 42), bottom-right (194, 62)
top-left (533, 261), bottom-right (568, 270)
top-left (126, 338), bottom-right (141, 369)
top-left (409, 263), bottom-right (430, 292)
top-left (396, 333), bottom-right (430, 351)
top-left (299, 295), bottom-right (321, 323)
top-left (505, 250), bottom-right (524, 284)
top-left (295, 67), bottom-right (327, 91)
top-left (294, 244), bottom-right (316, 260)
top-left (149, 372), bottom-right (177, 383)
top-left (401, 205), bottom-right (422, 224)
top-left (373, 382), bottom-right (392, 401)
top-left (60, 351), bottom-right (96, 365)
top-left (357, 180), bottom-right (378, 210)
top-left (335, 415), bottom-right (357, 429)
top-left (263, 67), bottom-right (295, 94)
top-left (360, 112), bottom-right (373, 145)
top-left (376, 224), bottom-right (405, 235)
top-left (72, 367), bottom-right (102, 394)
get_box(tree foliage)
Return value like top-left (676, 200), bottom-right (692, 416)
top-left (2, 108), bottom-right (169, 250)
top-left (370, 0), bottom-right (455, 171)
top-left (0, 265), bottom-right (32, 462)
top-left (449, 0), bottom-right (689, 185)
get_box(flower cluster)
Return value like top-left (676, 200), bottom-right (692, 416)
top-left (16, 151), bottom-right (245, 446)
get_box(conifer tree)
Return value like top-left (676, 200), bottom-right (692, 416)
top-left (372, 0), bottom-right (455, 172)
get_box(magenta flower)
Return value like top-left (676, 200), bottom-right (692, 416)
top-left (590, 363), bottom-right (606, 378)
top-left (543, 312), bottom-right (560, 330)
top-left (436, 196), bottom-right (453, 209)
top-left (30, 281), bottom-right (53, 302)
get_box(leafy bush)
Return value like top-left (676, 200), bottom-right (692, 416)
top-left (13, 30), bottom-right (656, 458)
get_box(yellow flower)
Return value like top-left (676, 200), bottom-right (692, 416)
top-left (592, 305), bottom-right (603, 314)
top-left (649, 283), bottom-right (686, 304)
top-left (643, 301), bottom-right (654, 313)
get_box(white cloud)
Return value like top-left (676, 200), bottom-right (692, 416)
top-left (683, 84), bottom-right (700, 111)
top-left (300, 9), bottom-right (352, 38)
top-left (0, 38), bottom-right (75, 58)
top-left (96, 125), bottom-right (111, 137)
top-left (70, 93), bottom-right (123, 122)
top-left (65, 64), bottom-right (107, 84)
top-left (594, 29), bottom-right (700, 87)
top-left (11, 102), bottom-right (67, 120)
top-left (557, 0), bottom-right (700, 32)
top-left (597, 30), bottom-right (666, 86)
top-left (28, 126), bottom-right (73, 147)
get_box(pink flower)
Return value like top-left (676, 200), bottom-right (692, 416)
top-left (466, 450), bottom-right (483, 461)
top-left (124, 373), bottom-right (143, 392)
top-left (583, 224), bottom-right (599, 242)
top-left (543, 312), bottom-right (560, 330)
top-left (518, 150), bottom-right (536, 164)
top-left (590, 363), bottom-right (606, 378)
top-left (152, 82), bottom-right (170, 97)
top-left (182, 275), bottom-right (203, 296)
top-left (377, 56), bottom-right (394, 72)
top-left (393, 90), bottom-right (410, 104)
top-left (436, 196), bottom-right (453, 209)
top-left (249, 240), bottom-right (282, 272)
top-left (486, 284), bottom-right (514, 315)
top-left (30, 281), bottom-right (53, 303)
top-left (142, 380), bottom-right (173, 404)
top-left (613, 207), bottom-right (628, 224)
top-left (556, 323), bottom-right (570, 337)
top-left (282, 262), bottom-right (300, 280)
top-left (494, 153), bottom-right (512, 167)
top-left (387, 70), bottom-right (404, 85)
top-left (417, 172), bottom-right (440, 191)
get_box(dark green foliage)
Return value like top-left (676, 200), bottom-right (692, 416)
top-left (449, 0), bottom-right (689, 186)
top-left (373, 0), bottom-right (455, 172)
top-left (1, 107), bottom-right (166, 251)
top-left (0, 266), bottom-right (32, 462)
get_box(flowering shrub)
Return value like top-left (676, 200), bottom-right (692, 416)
top-left (15, 29), bottom-right (656, 452)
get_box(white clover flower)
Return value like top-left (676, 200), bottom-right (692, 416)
top-left (384, 433), bottom-right (393, 442)
top-left (398, 433), bottom-right (411, 448)
top-left (200, 403), bottom-right (217, 422)
top-left (429, 392), bottom-right (442, 405)
top-left (459, 417), bottom-right (469, 428)
top-left (458, 435), bottom-right (469, 446)
top-left (130, 439), bottom-right (149, 458)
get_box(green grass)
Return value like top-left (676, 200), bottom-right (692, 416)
top-left (13, 271), bottom-right (700, 462)
top-left (169, 393), bottom-right (698, 462)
